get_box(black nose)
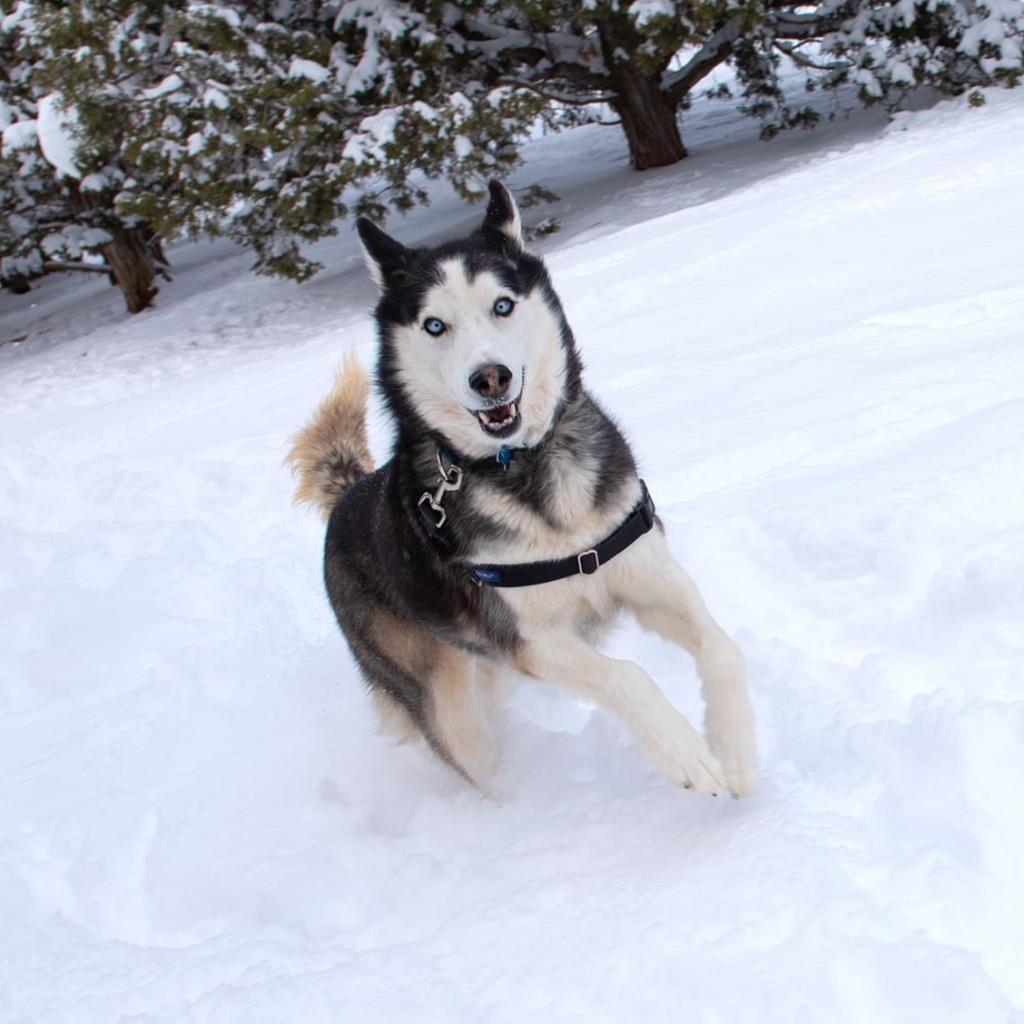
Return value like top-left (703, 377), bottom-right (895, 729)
top-left (469, 363), bottom-right (513, 399)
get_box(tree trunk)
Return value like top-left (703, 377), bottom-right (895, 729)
top-left (1, 272), bottom-right (32, 295)
top-left (101, 224), bottom-right (158, 314)
top-left (69, 183), bottom-right (159, 314)
top-left (595, 13), bottom-right (687, 171)
top-left (609, 66), bottom-right (687, 170)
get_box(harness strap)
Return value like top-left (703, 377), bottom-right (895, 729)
top-left (470, 481), bottom-right (656, 588)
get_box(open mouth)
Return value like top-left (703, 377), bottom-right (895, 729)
top-left (476, 397), bottom-right (522, 438)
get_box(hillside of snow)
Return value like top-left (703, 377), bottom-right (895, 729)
top-left (2, 86), bottom-right (1023, 1023)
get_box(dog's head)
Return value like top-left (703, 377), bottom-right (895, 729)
top-left (357, 181), bottom-right (581, 459)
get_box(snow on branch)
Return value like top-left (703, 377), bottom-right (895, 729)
top-left (770, 11), bottom-right (828, 40)
top-left (494, 77), bottom-right (617, 106)
top-left (663, 17), bottom-right (746, 98)
top-left (42, 260), bottom-right (111, 274)
top-left (459, 17), bottom-right (606, 72)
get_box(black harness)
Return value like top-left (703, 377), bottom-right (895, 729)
top-left (415, 449), bottom-right (657, 588)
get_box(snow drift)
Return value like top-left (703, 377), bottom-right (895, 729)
top-left (1, 86), bottom-right (1023, 1023)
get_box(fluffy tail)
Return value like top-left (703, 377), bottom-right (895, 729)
top-left (287, 353), bottom-right (374, 520)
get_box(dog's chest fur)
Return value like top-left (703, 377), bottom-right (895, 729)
top-left (453, 394), bottom-right (642, 633)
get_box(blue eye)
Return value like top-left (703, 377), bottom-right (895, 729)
top-left (493, 296), bottom-right (515, 317)
top-left (423, 317), bottom-right (446, 336)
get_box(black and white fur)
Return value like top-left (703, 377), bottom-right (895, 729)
top-left (288, 182), bottom-right (757, 796)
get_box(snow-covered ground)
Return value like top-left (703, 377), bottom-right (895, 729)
top-left (2, 86), bottom-right (1024, 1023)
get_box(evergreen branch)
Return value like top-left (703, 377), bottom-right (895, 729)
top-left (770, 11), bottom-right (828, 40)
top-left (43, 260), bottom-right (111, 274)
top-left (459, 19), bottom-right (604, 70)
top-left (496, 76), bottom-right (616, 106)
top-left (664, 18), bottom-right (745, 101)
top-left (773, 41), bottom-right (847, 71)
top-left (481, 47), bottom-right (612, 93)
top-left (763, 0), bottom-right (849, 39)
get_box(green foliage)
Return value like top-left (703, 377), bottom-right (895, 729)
top-left (2, 0), bottom-right (544, 287)
top-left (34, 2), bottom-right (544, 279)
top-left (1, 3), bottom-right (79, 286)
top-left (780, 0), bottom-right (1024, 110)
top-left (4, 0), bottom-right (1022, 304)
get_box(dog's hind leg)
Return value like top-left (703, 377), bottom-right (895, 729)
top-left (612, 532), bottom-right (757, 797)
top-left (354, 611), bottom-right (498, 789)
top-left (370, 689), bottom-right (419, 744)
top-left (428, 651), bottom-right (501, 790)
top-left (515, 635), bottom-right (726, 795)
top-left (364, 660), bottom-right (498, 790)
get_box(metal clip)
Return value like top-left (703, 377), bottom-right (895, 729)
top-left (418, 491), bottom-right (447, 529)
top-left (418, 453), bottom-right (463, 531)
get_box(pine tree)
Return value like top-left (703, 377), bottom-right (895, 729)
top-left (437, 0), bottom-right (1023, 169)
top-left (439, 0), bottom-right (762, 170)
top-left (5, 0), bottom-right (1020, 316)
top-left (2, 1), bottom-right (541, 305)
top-left (1, 7), bottom-right (53, 296)
top-left (114, 1), bottom-right (543, 281)
top-left (812, 0), bottom-right (1024, 103)
top-left (1, 0), bottom-right (168, 313)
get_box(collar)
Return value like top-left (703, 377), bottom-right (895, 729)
top-left (439, 443), bottom-right (524, 473)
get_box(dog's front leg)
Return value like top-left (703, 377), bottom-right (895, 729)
top-left (613, 532), bottom-right (758, 797)
top-left (515, 635), bottom-right (726, 795)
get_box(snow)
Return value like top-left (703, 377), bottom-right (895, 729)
top-left (78, 172), bottom-right (109, 192)
top-left (342, 107), bottom-right (400, 162)
top-left (2, 83), bottom-right (1024, 1022)
top-left (288, 57), bottom-right (331, 84)
top-left (1, 117), bottom-right (37, 155)
top-left (35, 92), bottom-right (82, 179)
top-left (190, 2), bottom-right (240, 29)
top-left (630, 0), bottom-right (676, 27)
top-left (142, 73), bottom-right (185, 100)
top-left (202, 86), bottom-right (230, 110)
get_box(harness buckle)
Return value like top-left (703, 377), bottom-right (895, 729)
top-left (418, 491), bottom-right (446, 529)
top-left (419, 456), bottom-right (463, 533)
top-left (577, 549), bottom-right (600, 575)
top-left (436, 451), bottom-right (463, 491)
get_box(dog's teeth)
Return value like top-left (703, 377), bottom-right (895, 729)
top-left (476, 402), bottom-right (519, 432)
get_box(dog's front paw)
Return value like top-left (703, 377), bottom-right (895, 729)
top-left (712, 738), bottom-right (758, 798)
top-left (707, 718), bottom-right (758, 798)
top-left (649, 725), bottom-right (727, 797)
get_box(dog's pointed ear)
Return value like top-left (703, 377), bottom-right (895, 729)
top-left (481, 180), bottom-right (523, 249)
top-left (356, 217), bottom-right (409, 289)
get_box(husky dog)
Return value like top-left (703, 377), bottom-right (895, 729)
top-left (288, 182), bottom-right (756, 796)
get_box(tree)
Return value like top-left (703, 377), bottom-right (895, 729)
top-left (1, 0), bottom-right (168, 313)
top-left (437, 0), bottom-right (1023, 170)
top-left (440, 0), bottom-right (760, 170)
top-left (810, 0), bottom-right (1024, 103)
top-left (2, 0), bottom-right (541, 304)
top-left (5, 0), bottom-right (1020, 315)
top-left (115, 0), bottom-right (543, 280)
